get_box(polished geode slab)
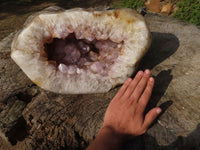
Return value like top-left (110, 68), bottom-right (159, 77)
top-left (11, 6), bottom-right (151, 94)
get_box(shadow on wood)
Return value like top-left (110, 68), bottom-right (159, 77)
top-left (124, 123), bottom-right (200, 150)
top-left (138, 32), bottom-right (179, 70)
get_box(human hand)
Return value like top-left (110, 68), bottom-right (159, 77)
top-left (102, 69), bottom-right (161, 138)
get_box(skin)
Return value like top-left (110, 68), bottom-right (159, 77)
top-left (87, 69), bottom-right (162, 150)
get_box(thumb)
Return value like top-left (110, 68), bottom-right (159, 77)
top-left (143, 107), bottom-right (161, 129)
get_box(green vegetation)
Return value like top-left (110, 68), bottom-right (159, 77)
top-left (121, 0), bottom-right (145, 9)
top-left (173, 0), bottom-right (200, 26)
top-left (116, 0), bottom-right (200, 26)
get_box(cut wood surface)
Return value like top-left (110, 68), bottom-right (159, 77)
top-left (0, 10), bottom-right (200, 150)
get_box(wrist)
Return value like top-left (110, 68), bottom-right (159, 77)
top-left (98, 126), bottom-right (124, 144)
top-left (100, 125), bottom-right (135, 141)
top-left (87, 126), bottom-right (124, 150)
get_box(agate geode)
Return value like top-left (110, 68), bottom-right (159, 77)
top-left (11, 6), bottom-right (151, 94)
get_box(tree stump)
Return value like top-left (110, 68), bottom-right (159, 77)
top-left (0, 10), bottom-right (200, 150)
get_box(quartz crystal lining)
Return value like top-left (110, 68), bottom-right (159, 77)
top-left (44, 33), bottom-right (122, 76)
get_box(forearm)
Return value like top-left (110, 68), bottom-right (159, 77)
top-left (86, 126), bottom-right (124, 150)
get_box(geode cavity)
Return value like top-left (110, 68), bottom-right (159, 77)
top-left (11, 6), bottom-right (151, 94)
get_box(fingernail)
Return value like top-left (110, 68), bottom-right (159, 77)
top-left (138, 71), bottom-right (143, 76)
top-left (149, 77), bottom-right (154, 82)
top-left (156, 108), bottom-right (162, 114)
top-left (145, 69), bottom-right (150, 74)
top-left (127, 78), bottom-right (132, 82)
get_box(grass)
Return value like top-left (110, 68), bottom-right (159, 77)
top-left (114, 0), bottom-right (145, 9)
top-left (114, 0), bottom-right (200, 26)
top-left (173, 0), bottom-right (200, 26)
top-left (122, 0), bottom-right (145, 9)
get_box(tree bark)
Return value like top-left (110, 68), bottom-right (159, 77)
top-left (0, 11), bottom-right (200, 150)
